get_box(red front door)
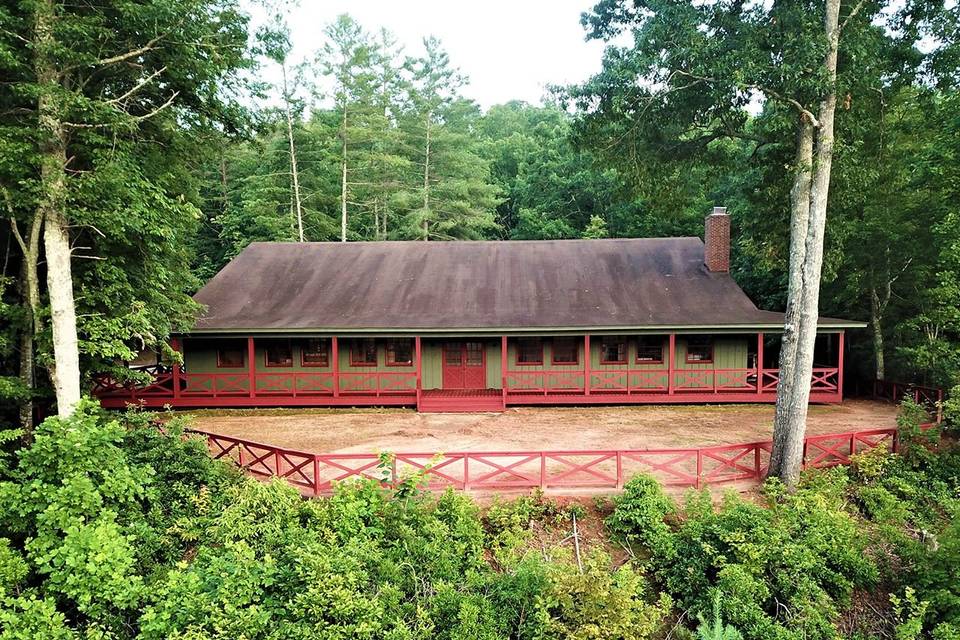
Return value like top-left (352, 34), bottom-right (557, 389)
top-left (442, 341), bottom-right (486, 389)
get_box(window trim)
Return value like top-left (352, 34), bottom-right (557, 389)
top-left (350, 338), bottom-right (379, 367)
top-left (216, 347), bottom-right (245, 368)
top-left (635, 336), bottom-right (665, 365)
top-left (300, 338), bottom-right (329, 367)
top-left (685, 337), bottom-right (714, 364)
top-left (385, 339), bottom-right (414, 367)
top-left (599, 337), bottom-right (628, 365)
top-left (551, 337), bottom-right (579, 365)
top-left (263, 340), bottom-right (294, 368)
top-left (515, 338), bottom-right (543, 366)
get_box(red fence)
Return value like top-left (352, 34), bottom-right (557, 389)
top-left (190, 422), bottom-right (933, 496)
top-left (873, 379), bottom-right (944, 421)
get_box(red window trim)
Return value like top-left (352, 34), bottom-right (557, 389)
top-left (635, 337), bottom-right (664, 365)
top-left (515, 338), bottom-right (543, 366)
top-left (216, 347), bottom-right (245, 368)
top-left (350, 339), bottom-right (378, 367)
top-left (385, 339), bottom-right (414, 367)
top-left (263, 340), bottom-right (294, 368)
top-left (300, 339), bottom-right (329, 367)
top-left (551, 338), bottom-right (579, 365)
top-left (685, 338), bottom-right (714, 364)
top-left (599, 338), bottom-right (627, 365)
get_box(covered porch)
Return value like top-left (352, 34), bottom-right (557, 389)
top-left (93, 330), bottom-right (846, 412)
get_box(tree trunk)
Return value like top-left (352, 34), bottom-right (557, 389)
top-left (768, 0), bottom-right (842, 486)
top-left (870, 284), bottom-right (885, 381)
top-left (422, 113), bottom-right (431, 241)
top-left (282, 62), bottom-right (304, 242)
top-left (35, 0), bottom-right (81, 417)
top-left (768, 118), bottom-right (814, 483)
top-left (340, 104), bottom-right (348, 243)
top-left (11, 210), bottom-right (42, 440)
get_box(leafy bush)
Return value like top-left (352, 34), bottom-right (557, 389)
top-left (608, 471), bottom-right (877, 640)
top-left (1, 402), bottom-right (958, 640)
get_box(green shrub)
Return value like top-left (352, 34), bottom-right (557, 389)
top-left (536, 551), bottom-right (672, 640)
top-left (605, 474), bottom-right (676, 554)
top-left (607, 470), bottom-right (877, 640)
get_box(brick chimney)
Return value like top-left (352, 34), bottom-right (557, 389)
top-left (704, 206), bottom-right (730, 272)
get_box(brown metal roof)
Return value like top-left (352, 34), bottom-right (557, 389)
top-left (191, 239), bottom-right (862, 333)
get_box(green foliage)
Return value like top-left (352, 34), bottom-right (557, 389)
top-left (537, 551), bottom-right (672, 640)
top-left (605, 474), bottom-right (675, 551)
top-left (608, 472), bottom-right (878, 640)
top-left (697, 591), bottom-right (745, 640)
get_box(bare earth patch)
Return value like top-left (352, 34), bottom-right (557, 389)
top-left (186, 399), bottom-right (898, 454)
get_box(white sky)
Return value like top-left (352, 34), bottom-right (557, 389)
top-left (271, 0), bottom-right (614, 110)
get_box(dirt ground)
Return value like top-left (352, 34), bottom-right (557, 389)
top-left (187, 399), bottom-right (899, 454)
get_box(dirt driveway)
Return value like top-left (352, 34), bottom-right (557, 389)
top-left (187, 399), bottom-right (899, 454)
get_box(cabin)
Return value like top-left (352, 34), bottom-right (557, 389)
top-left (93, 208), bottom-right (865, 412)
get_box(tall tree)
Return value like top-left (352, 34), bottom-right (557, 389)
top-left (1, 0), bottom-right (252, 417)
top-left (570, 0), bottom-right (944, 485)
top-left (401, 38), bottom-right (499, 240)
top-left (320, 14), bottom-right (378, 242)
top-left (258, 19), bottom-right (306, 242)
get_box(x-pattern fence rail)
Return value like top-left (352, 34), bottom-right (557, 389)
top-left (190, 422), bottom-right (933, 496)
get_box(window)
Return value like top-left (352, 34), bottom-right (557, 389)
top-left (217, 345), bottom-right (245, 368)
top-left (636, 336), bottom-right (664, 364)
top-left (264, 340), bottom-right (293, 367)
top-left (552, 337), bottom-right (578, 365)
top-left (386, 339), bottom-right (413, 366)
top-left (600, 337), bottom-right (627, 364)
top-left (351, 338), bottom-right (378, 366)
top-left (516, 338), bottom-right (543, 365)
top-left (301, 339), bottom-right (329, 367)
top-left (686, 336), bottom-right (714, 363)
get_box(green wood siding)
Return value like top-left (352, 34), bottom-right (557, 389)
top-left (182, 335), bottom-right (751, 393)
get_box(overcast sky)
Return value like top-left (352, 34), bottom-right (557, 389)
top-left (271, 0), bottom-right (614, 110)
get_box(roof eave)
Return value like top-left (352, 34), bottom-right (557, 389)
top-left (181, 321), bottom-right (867, 337)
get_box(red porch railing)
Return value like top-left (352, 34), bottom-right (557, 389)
top-left (92, 370), bottom-right (417, 401)
top-left (501, 367), bottom-right (839, 396)
top-left (190, 420), bottom-right (934, 496)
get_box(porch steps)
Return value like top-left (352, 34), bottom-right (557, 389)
top-left (418, 389), bottom-right (505, 413)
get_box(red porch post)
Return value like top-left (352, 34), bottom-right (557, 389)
top-left (584, 334), bottom-right (591, 396)
top-left (171, 337), bottom-right (182, 400)
top-left (332, 337), bottom-right (340, 397)
top-left (415, 336), bottom-right (422, 408)
top-left (756, 333), bottom-right (763, 395)
top-left (501, 336), bottom-right (508, 404)
top-left (247, 336), bottom-right (256, 398)
top-left (668, 333), bottom-right (676, 395)
top-left (837, 330), bottom-right (845, 400)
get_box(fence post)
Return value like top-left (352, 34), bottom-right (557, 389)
top-left (275, 450), bottom-right (281, 477)
top-left (616, 451), bottom-right (623, 490)
top-left (540, 453), bottom-right (547, 490)
top-left (938, 389), bottom-right (944, 423)
top-left (695, 449), bottom-right (702, 489)
top-left (313, 456), bottom-right (320, 496)
top-left (754, 445), bottom-right (761, 479)
top-left (849, 433), bottom-right (856, 460)
top-left (463, 454), bottom-right (470, 490)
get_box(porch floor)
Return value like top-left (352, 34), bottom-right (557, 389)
top-left (188, 398), bottom-right (899, 455)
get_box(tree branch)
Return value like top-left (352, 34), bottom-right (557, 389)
top-left (106, 67), bottom-right (166, 105)
top-left (96, 34), bottom-right (165, 66)
top-left (839, 0), bottom-right (869, 33)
